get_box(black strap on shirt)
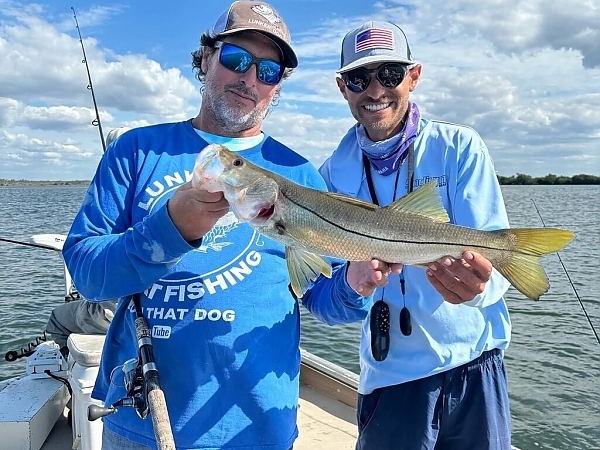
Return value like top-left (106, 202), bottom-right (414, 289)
top-left (362, 142), bottom-right (415, 206)
top-left (362, 142), bottom-right (416, 344)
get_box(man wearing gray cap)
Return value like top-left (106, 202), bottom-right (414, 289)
top-left (316, 21), bottom-right (512, 449)
top-left (62, 3), bottom-right (391, 450)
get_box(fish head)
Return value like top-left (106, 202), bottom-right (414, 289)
top-left (192, 144), bottom-right (280, 224)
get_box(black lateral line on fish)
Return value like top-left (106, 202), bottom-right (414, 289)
top-left (282, 191), bottom-right (506, 252)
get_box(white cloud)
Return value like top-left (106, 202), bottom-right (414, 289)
top-left (306, 0), bottom-right (600, 176)
top-left (0, 3), bottom-right (200, 180)
top-left (448, 0), bottom-right (600, 68)
top-left (0, 0), bottom-right (598, 180)
top-left (264, 110), bottom-right (356, 167)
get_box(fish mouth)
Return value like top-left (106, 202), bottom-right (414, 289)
top-left (192, 144), bottom-right (224, 190)
top-left (240, 202), bottom-right (276, 226)
top-left (257, 204), bottom-right (275, 219)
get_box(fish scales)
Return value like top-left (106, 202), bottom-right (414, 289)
top-left (272, 177), bottom-right (517, 266)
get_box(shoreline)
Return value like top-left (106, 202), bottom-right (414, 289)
top-left (0, 180), bottom-right (90, 187)
top-left (2, 179), bottom-right (599, 187)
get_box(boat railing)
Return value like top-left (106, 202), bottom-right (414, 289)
top-left (299, 348), bottom-right (358, 409)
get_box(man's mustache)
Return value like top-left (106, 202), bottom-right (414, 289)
top-left (226, 83), bottom-right (258, 102)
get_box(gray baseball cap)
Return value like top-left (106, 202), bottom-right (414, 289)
top-left (338, 21), bottom-right (414, 73)
top-left (211, 1), bottom-right (298, 68)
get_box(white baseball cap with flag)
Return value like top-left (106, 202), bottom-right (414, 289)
top-left (338, 21), bottom-right (414, 73)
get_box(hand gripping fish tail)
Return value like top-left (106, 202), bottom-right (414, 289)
top-left (192, 144), bottom-right (575, 300)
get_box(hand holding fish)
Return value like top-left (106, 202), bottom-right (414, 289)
top-left (167, 181), bottom-right (230, 242)
top-left (347, 259), bottom-right (403, 297)
top-left (427, 251), bottom-right (492, 304)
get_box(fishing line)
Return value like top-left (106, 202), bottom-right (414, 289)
top-left (531, 199), bottom-right (600, 346)
top-left (69, 10), bottom-right (173, 447)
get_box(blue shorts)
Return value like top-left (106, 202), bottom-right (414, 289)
top-left (356, 349), bottom-right (511, 450)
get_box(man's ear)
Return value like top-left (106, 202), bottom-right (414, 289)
top-left (408, 64), bottom-right (422, 92)
top-left (201, 47), bottom-right (212, 74)
top-left (336, 77), bottom-right (349, 100)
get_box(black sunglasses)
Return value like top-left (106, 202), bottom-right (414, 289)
top-left (215, 41), bottom-right (285, 86)
top-left (343, 63), bottom-right (410, 93)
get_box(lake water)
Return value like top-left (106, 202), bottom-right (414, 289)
top-left (0, 185), bottom-right (598, 450)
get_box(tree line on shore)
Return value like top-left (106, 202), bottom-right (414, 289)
top-left (0, 179), bottom-right (90, 186)
top-left (1, 173), bottom-right (599, 187)
top-left (496, 173), bottom-right (600, 185)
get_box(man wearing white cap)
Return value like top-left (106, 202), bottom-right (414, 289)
top-left (62, 4), bottom-right (392, 450)
top-left (315, 21), bottom-right (512, 450)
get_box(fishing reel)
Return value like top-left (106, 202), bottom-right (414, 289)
top-left (88, 357), bottom-right (149, 421)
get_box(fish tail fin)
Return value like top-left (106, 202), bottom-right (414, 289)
top-left (497, 253), bottom-right (551, 301)
top-left (497, 228), bottom-right (575, 300)
top-left (511, 228), bottom-right (576, 256)
top-left (286, 247), bottom-right (332, 298)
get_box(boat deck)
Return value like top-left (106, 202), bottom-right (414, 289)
top-left (41, 383), bottom-right (358, 449)
top-left (296, 383), bottom-right (358, 448)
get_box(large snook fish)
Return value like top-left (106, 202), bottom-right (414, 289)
top-left (192, 144), bottom-right (575, 301)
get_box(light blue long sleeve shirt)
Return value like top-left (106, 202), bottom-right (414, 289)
top-left (305, 118), bottom-right (512, 395)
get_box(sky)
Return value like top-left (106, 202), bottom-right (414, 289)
top-left (0, 0), bottom-right (599, 181)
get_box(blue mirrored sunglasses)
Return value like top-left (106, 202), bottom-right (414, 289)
top-left (215, 41), bottom-right (285, 85)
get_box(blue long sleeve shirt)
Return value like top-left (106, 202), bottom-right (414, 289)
top-left (62, 120), bottom-right (365, 450)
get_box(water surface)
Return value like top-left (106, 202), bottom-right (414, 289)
top-left (0, 185), bottom-right (598, 449)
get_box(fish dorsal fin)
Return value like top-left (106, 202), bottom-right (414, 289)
top-left (386, 181), bottom-right (450, 223)
top-left (323, 192), bottom-right (380, 211)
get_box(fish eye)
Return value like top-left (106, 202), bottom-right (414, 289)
top-left (233, 159), bottom-right (243, 167)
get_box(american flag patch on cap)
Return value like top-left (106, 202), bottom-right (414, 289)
top-left (355, 28), bottom-right (394, 52)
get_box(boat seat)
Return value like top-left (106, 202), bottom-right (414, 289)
top-left (66, 334), bottom-right (105, 450)
top-left (66, 334), bottom-right (106, 367)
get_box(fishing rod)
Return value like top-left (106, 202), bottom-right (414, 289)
top-left (531, 199), bottom-right (600, 346)
top-left (69, 7), bottom-right (173, 448)
top-left (87, 293), bottom-right (176, 450)
top-left (0, 236), bottom-right (61, 252)
top-left (71, 6), bottom-right (106, 152)
top-left (0, 234), bottom-right (80, 301)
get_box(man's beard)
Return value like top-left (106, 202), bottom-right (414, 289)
top-left (203, 73), bottom-right (271, 133)
top-left (351, 96), bottom-right (409, 136)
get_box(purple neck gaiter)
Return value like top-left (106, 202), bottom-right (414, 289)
top-left (358, 102), bottom-right (421, 176)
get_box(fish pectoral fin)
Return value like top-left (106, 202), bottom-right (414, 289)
top-left (285, 247), bottom-right (332, 298)
top-left (386, 180), bottom-right (450, 223)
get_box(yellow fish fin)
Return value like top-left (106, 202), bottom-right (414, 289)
top-left (497, 228), bottom-right (575, 300)
top-left (497, 253), bottom-right (550, 301)
top-left (510, 228), bottom-right (575, 256)
top-left (386, 181), bottom-right (450, 223)
top-left (285, 247), bottom-right (332, 298)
